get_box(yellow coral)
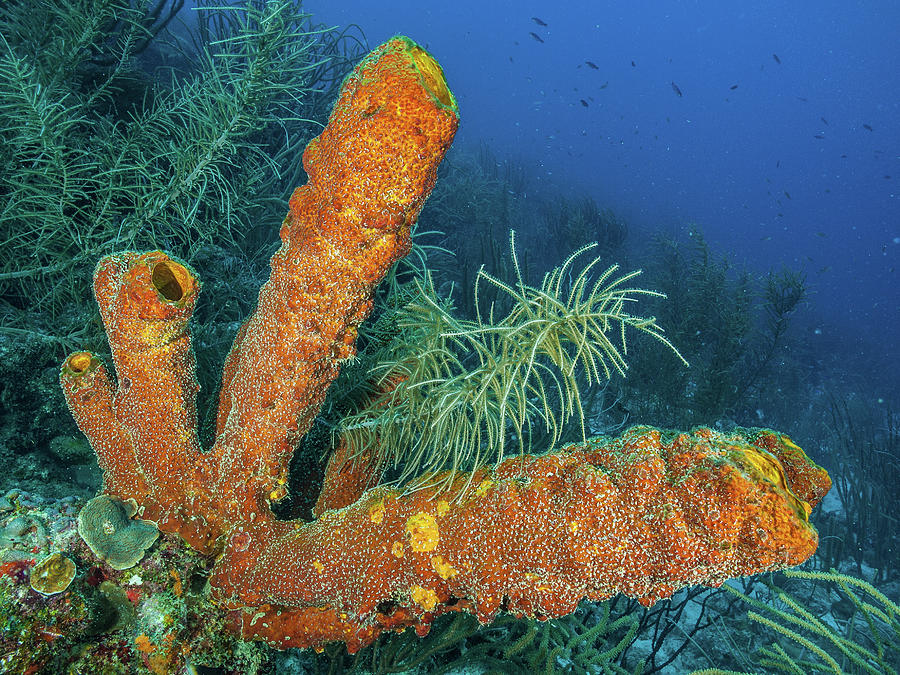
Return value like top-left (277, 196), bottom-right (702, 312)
top-left (406, 512), bottom-right (439, 552)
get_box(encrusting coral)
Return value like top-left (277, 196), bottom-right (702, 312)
top-left (76, 495), bottom-right (160, 571)
top-left (57, 36), bottom-right (831, 658)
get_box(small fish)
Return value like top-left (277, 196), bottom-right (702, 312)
top-left (529, 32), bottom-right (544, 43)
top-left (631, 60), bottom-right (636, 67)
top-left (600, 81), bottom-right (609, 89)
top-left (585, 60), bottom-right (599, 70)
top-left (776, 160), bottom-right (780, 168)
top-left (797, 96), bottom-right (808, 102)
top-left (816, 232), bottom-right (827, 237)
top-left (863, 123), bottom-right (873, 131)
top-left (730, 84), bottom-right (739, 90)
top-left (580, 99), bottom-right (589, 107)
top-left (670, 81), bottom-right (683, 97)
top-left (784, 190), bottom-right (791, 199)
top-left (531, 17), bottom-right (548, 26)
top-left (814, 134), bottom-right (825, 139)
top-left (761, 236), bottom-right (773, 241)
top-left (820, 117), bottom-right (829, 125)
top-left (773, 53), bottom-right (781, 64)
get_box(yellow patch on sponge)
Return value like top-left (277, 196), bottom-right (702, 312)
top-left (781, 435), bottom-right (802, 452)
top-left (369, 502), bottom-right (385, 524)
top-left (732, 444), bottom-right (811, 521)
top-left (406, 512), bottom-right (439, 552)
top-left (431, 555), bottom-right (457, 580)
top-left (410, 585), bottom-right (439, 612)
top-left (475, 479), bottom-right (494, 496)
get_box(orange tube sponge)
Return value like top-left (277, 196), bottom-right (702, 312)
top-left (61, 252), bottom-right (202, 532)
top-left (199, 36), bottom-right (459, 524)
top-left (312, 374), bottom-right (406, 517)
top-left (61, 37), bottom-right (459, 554)
top-left (312, 438), bottom-right (382, 518)
top-left (60, 351), bottom-right (145, 499)
top-left (211, 426), bottom-right (828, 652)
top-left (57, 37), bottom-right (832, 663)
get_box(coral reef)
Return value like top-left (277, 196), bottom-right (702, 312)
top-left (0, 36), bottom-right (833, 673)
top-left (0, 490), bottom-right (235, 674)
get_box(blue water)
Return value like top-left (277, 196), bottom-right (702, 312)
top-left (303, 0), bottom-right (900, 400)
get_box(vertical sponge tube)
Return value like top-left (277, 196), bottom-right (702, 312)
top-left (61, 352), bottom-right (145, 499)
top-left (207, 37), bottom-right (459, 515)
top-left (63, 251), bottom-right (202, 527)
